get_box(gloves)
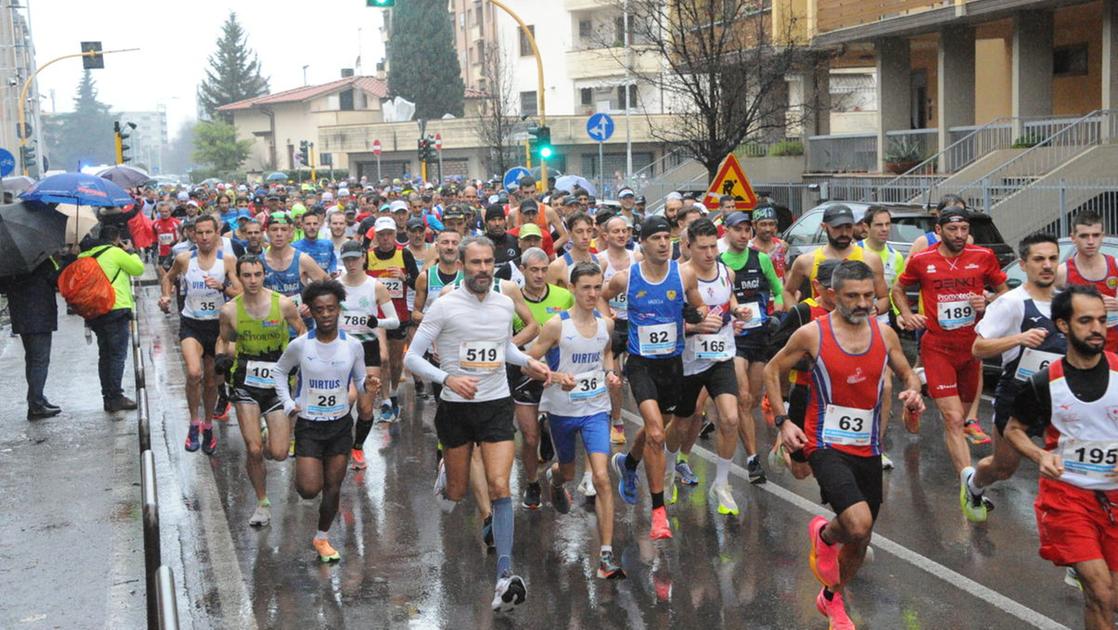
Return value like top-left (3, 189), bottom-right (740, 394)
top-left (214, 353), bottom-right (234, 375)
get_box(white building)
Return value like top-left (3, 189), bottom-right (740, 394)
top-left (115, 109), bottom-right (168, 174)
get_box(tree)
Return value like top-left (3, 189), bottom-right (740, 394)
top-left (386, 0), bottom-right (465, 120)
top-left (197, 12), bottom-right (270, 120)
top-left (43, 69), bottom-right (116, 170)
top-left (192, 120), bottom-right (252, 178)
top-left (473, 46), bottom-right (518, 177)
top-left (607, 0), bottom-right (811, 180)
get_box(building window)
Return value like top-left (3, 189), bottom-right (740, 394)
top-left (617, 84), bottom-right (638, 109)
top-left (1054, 44), bottom-right (1089, 77)
top-left (580, 88), bottom-right (593, 106)
top-left (579, 19), bottom-right (592, 40)
top-left (520, 91), bottom-right (538, 116)
top-left (477, 40), bottom-right (486, 62)
top-left (520, 24), bottom-right (535, 57)
top-left (339, 89), bottom-right (354, 111)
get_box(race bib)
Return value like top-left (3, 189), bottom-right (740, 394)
top-left (638, 323), bottom-right (677, 356)
top-left (937, 300), bottom-right (975, 330)
top-left (1014, 348), bottom-right (1061, 382)
top-left (1107, 308), bottom-right (1118, 328)
top-left (186, 291), bottom-right (221, 319)
top-left (691, 334), bottom-right (733, 361)
top-left (244, 360), bottom-right (275, 389)
top-left (821, 404), bottom-right (873, 447)
top-left (341, 313), bottom-right (371, 332)
top-left (1060, 438), bottom-right (1118, 480)
top-left (460, 340), bottom-right (503, 372)
top-left (381, 277), bottom-right (405, 299)
top-left (738, 300), bottom-right (763, 330)
top-left (159, 233), bottom-right (174, 245)
top-left (569, 370), bottom-right (606, 402)
top-left (608, 291), bottom-right (628, 312)
top-left (307, 383), bottom-right (348, 417)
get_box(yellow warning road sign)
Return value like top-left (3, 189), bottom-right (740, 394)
top-left (703, 153), bottom-right (758, 211)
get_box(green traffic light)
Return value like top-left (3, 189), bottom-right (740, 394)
top-left (539, 147), bottom-right (553, 159)
top-left (367, 0), bottom-right (395, 6)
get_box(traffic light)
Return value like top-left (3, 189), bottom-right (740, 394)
top-left (20, 144), bottom-right (35, 170)
top-left (367, 0), bottom-right (396, 6)
top-left (535, 126), bottom-right (553, 160)
top-left (114, 121), bottom-right (135, 164)
top-left (418, 136), bottom-right (435, 163)
top-left (299, 140), bottom-right (310, 165)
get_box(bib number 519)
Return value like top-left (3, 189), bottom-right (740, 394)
top-left (465, 347), bottom-right (498, 362)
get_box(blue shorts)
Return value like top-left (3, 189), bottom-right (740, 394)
top-left (548, 411), bottom-right (611, 464)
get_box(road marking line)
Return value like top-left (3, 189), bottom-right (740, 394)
top-left (620, 409), bottom-right (1070, 630)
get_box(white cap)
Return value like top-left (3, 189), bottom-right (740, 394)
top-left (666, 191), bottom-right (683, 201)
top-left (338, 187), bottom-right (350, 197)
top-left (237, 184), bottom-right (248, 192)
top-left (389, 199), bottom-right (409, 213)
top-left (321, 191), bottom-right (334, 201)
top-left (177, 192), bottom-right (189, 201)
top-left (374, 216), bottom-right (397, 232)
top-left (187, 200), bottom-right (199, 208)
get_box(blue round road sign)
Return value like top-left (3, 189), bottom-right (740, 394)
top-left (0, 148), bottom-right (16, 177)
top-left (586, 113), bottom-right (615, 143)
top-left (503, 166), bottom-right (532, 191)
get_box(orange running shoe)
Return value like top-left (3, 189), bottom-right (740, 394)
top-left (815, 587), bottom-right (855, 629)
top-left (313, 537), bottom-right (340, 563)
top-left (351, 448), bottom-right (367, 470)
top-left (963, 419), bottom-right (991, 445)
top-left (649, 506), bottom-right (672, 540)
top-left (761, 393), bottom-right (775, 427)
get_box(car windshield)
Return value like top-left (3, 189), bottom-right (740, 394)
top-left (890, 217), bottom-right (935, 244)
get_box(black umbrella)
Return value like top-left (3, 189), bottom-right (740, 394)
top-left (97, 165), bottom-right (151, 188)
top-left (0, 200), bottom-right (67, 278)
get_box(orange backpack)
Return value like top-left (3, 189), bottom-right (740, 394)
top-left (58, 247), bottom-right (120, 319)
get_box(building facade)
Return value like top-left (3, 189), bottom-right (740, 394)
top-left (115, 109), bottom-right (168, 174)
top-left (0, 4), bottom-right (42, 176)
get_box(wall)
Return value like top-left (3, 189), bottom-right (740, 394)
top-left (1053, 1), bottom-right (1103, 116)
top-left (974, 36), bottom-right (1013, 123)
top-left (231, 109), bottom-right (272, 172)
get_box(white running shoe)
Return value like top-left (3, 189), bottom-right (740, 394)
top-left (577, 470), bottom-right (596, 497)
top-left (491, 575), bottom-right (527, 612)
top-left (709, 483), bottom-right (739, 516)
top-left (433, 460), bottom-right (456, 513)
top-left (248, 503), bottom-right (271, 527)
top-left (881, 453), bottom-right (895, 471)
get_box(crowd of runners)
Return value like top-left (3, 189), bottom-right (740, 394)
top-left (142, 174), bottom-right (1118, 628)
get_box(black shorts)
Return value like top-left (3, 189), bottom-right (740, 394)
top-left (992, 376), bottom-right (1044, 437)
top-left (159, 254), bottom-right (175, 270)
top-left (361, 339), bottom-right (382, 368)
top-left (230, 385), bottom-right (283, 414)
top-left (735, 331), bottom-right (772, 363)
top-left (386, 323), bottom-right (409, 341)
top-left (179, 317), bottom-right (220, 357)
top-left (788, 384), bottom-right (810, 463)
top-left (434, 397), bottom-right (515, 449)
top-left (610, 319), bottom-right (629, 357)
top-left (625, 354), bottom-right (683, 415)
top-left (294, 415), bottom-right (354, 459)
top-left (508, 365), bottom-right (543, 406)
top-left (675, 360), bottom-right (738, 418)
top-left (808, 448), bottom-right (883, 521)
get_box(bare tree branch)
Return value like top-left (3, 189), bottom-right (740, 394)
top-left (473, 45), bottom-right (519, 178)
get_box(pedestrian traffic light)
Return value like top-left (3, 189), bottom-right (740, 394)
top-left (20, 144), bottom-right (35, 170)
top-left (535, 126), bottom-right (553, 160)
top-left (299, 140), bottom-right (310, 165)
top-left (367, 0), bottom-right (396, 6)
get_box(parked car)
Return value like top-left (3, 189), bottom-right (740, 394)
top-left (1002, 236), bottom-right (1118, 288)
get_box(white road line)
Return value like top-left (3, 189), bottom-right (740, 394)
top-left (619, 409), bottom-right (1070, 630)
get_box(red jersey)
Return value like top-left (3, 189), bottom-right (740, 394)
top-left (152, 217), bottom-right (180, 256)
top-left (791, 298), bottom-right (832, 386)
top-left (1065, 254), bottom-right (1118, 352)
top-left (751, 237), bottom-right (788, 278)
top-left (896, 244), bottom-right (1006, 344)
top-left (804, 314), bottom-right (888, 458)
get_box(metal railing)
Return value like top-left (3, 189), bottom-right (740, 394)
top-left (807, 132), bottom-right (877, 173)
top-left (130, 277), bottom-right (180, 630)
top-left (630, 148), bottom-right (686, 184)
top-left (884, 127), bottom-right (938, 164)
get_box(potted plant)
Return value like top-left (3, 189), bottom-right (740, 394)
top-left (884, 138), bottom-right (922, 174)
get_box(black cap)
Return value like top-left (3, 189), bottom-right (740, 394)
top-left (519, 199), bottom-right (539, 214)
top-left (822, 204), bottom-right (855, 227)
top-left (640, 215), bottom-right (672, 241)
top-left (724, 211), bottom-right (751, 227)
top-left (485, 204), bottom-right (506, 222)
top-left (938, 209), bottom-right (971, 226)
top-left (339, 240), bottom-right (365, 259)
top-left (406, 217), bottom-right (426, 231)
top-left (443, 205), bottom-right (467, 220)
top-left (636, 195), bottom-right (647, 205)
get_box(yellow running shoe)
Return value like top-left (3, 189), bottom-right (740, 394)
top-left (313, 537), bottom-right (340, 563)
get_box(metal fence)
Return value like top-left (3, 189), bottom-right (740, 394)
top-left (130, 277), bottom-right (180, 630)
top-left (807, 132), bottom-right (877, 173)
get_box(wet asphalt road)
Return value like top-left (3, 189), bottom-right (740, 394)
top-left (0, 281), bottom-right (1090, 629)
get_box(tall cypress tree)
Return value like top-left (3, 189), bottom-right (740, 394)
top-left (197, 12), bottom-right (270, 120)
top-left (386, 0), bottom-right (465, 119)
top-left (43, 69), bottom-right (115, 169)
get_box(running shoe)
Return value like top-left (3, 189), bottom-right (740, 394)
top-left (213, 399), bottom-right (230, 422)
top-left (610, 424), bottom-right (626, 445)
top-left (491, 575), bottom-right (527, 612)
top-left (415, 381), bottom-right (428, 400)
top-left (747, 457), bottom-right (767, 484)
top-left (249, 501), bottom-right (271, 528)
top-left (963, 419), bottom-right (991, 445)
top-left (664, 464), bottom-right (678, 505)
top-left (709, 483), bottom-right (739, 516)
top-left (184, 424), bottom-right (201, 452)
top-left (351, 448), bottom-right (367, 470)
top-left (675, 460), bottom-right (699, 486)
top-left (377, 401), bottom-right (394, 423)
top-left (597, 550), bottom-right (626, 580)
top-left (808, 515), bottom-right (840, 588)
top-left (313, 537), bottom-right (340, 563)
top-left (881, 453), bottom-right (895, 471)
top-left (289, 436), bottom-right (296, 458)
top-left (698, 417), bottom-right (716, 440)
top-left (522, 482), bottom-right (542, 510)
top-left (611, 452), bottom-right (639, 505)
top-left (547, 469), bottom-right (571, 515)
top-left (538, 415), bottom-right (555, 464)
top-left (768, 443), bottom-right (787, 470)
top-left (482, 515), bottom-right (495, 548)
top-left (1065, 567), bottom-right (1083, 591)
top-left (577, 470), bottom-right (597, 498)
top-left (391, 400), bottom-right (401, 423)
top-left (433, 459), bottom-right (456, 513)
top-left (201, 427), bottom-right (217, 455)
top-left (959, 466), bottom-right (988, 523)
top-left (761, 393), bottom-right (776, 427)
top-left (815, 587), bottom-right (855, 629)
top-left (649, 505), bottom-right (672, 540)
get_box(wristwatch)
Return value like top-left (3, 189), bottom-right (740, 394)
top-left (774, 414), bottom-right (789, 428)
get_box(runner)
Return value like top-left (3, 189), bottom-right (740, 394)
top-left (665, 218), bottom-right (754, 514)
top-left (292, 211), bottom-right (337, 275)
top-left (765, 260), bottom-right (924, 629)
top-left (527, 260), bottom-right (626, 579)
top-left (260, 211), bottom-right (329, 323)
top-left (1056, 210), bottom-right (1118, 353)
top-left (547, 213), bottom-right (600, 288)
top-left (748, 204), bottom-right (789, 281)
top-left (784, 205), bottom-right (888, 312)
top-left (152, 201), bottom-right (180, 280)
top-left (272, 280), bottom-right (379, 564)
top-left (337, 240), bottom-right (399, 469)
top-left (365, 216), bottom-right (421, 422)
top-left (964, 233), bottom-right (1064, 522)
top-left (404, 235), bottom-right (551, 612)
top-left (1003, 285), bottom-right (1117, 630)
top-left (600, 214), bottom-right (641, 446)
top-left (721, 210), bottom-right (784, 483)
top-left (602, 215), bottom-right (708, 540)
top-left (893, 209), bottom-right (1008, 512)
top-left (215, 255), bottom-right (305, 527)
top-left (159, 214), bottom-right (243, 454)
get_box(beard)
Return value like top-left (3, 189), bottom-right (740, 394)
top-left (837, 302), bottom-right (871, 324)
top-left (827, 233), bottom-right (852, 249)
top-left (465, 272), bottom-right (492, 294)
top-left (1070, 330), bottom-right (1106, 356)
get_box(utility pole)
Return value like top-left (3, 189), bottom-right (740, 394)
top-left (623, 0), bottom-right (633, 185)
top-left (489, 0), bottom-right (548, 189)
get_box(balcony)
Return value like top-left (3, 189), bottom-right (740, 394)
top-left (814, 0), bottom-right (948, 34)
top-left (565, 0), bottom-right (609, 10)
top-left (565, 46), bottom-right (659, 81)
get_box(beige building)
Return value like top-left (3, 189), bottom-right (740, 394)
top-left (217, 72), bottom-right (389, 173)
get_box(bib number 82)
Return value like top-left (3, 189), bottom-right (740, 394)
top-left (648, 331), bottom-right (670, 344)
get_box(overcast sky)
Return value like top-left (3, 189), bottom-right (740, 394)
top-left (30, 0), bottom-right (387, 138)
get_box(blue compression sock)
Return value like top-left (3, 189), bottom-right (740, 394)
top-left (492, 496), bottom-right (514, 579)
